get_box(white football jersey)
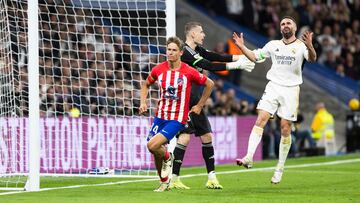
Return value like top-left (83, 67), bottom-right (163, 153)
top-left (253, 39), bottom-right (309, 86)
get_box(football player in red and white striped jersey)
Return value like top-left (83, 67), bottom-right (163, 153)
top-left (139, 36), bottom-right (214, 192)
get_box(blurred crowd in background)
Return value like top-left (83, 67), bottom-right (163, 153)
top-left (7, 1), bottom-right (356, 119)
top-left (196, 0), bottom-right (360, 81)
top-left (6, 0), bottom-right (255, 118)
top-left (4, 0), bottom-right (356, 157)
top-left (7, 0), bottom-right (358, 119)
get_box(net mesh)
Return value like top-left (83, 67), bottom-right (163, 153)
top-left (1, 0), bottom-right (169, 189)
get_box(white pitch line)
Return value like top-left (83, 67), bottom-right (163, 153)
top-left (179, 158), bottom-right (360, 178)
top-left (0, 178), bottom-right (157, 196)
top-left (285, 170), bottom-right (360, 175)
top-left (1, 158), bottom-right (360, 196)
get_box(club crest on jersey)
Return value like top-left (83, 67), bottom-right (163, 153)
top-left (291, 48), bottom-right (296, 54)
top-left (177, 77), bottom-right (183, 86)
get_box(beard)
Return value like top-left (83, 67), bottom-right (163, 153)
top-left (281, 30), bottom-right (293, 39)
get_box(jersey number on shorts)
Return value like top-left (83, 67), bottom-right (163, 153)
top-left (151, 124), bottom-right (159, 134)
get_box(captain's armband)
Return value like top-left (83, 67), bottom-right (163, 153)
top-left (253, 50), bottom-right (266, 63)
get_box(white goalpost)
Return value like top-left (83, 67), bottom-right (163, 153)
top-left (0, 0), bottom-right (175, 191)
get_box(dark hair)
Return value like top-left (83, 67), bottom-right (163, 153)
top-left (280, 16), bottom-right (297, 25)
top-left (166, 36), bottom-right (184, 50)
top-left (184, 21), bottom-right (202, 37)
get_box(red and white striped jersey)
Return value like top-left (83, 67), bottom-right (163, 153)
top-left (147, 61), bottom-right (207, 124)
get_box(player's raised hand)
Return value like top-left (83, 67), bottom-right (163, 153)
top-left (139, 103), bottom-right (148, 115)
top-left (237, 55), bottom-right (255, 72)
top-left (189, 105), bottom-right (202, 115)
top-left (232, 32), bottom-right (244, 48)
top-left (301, 31), bottom-right (314, 47)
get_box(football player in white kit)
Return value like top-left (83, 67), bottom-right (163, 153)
top-left (232, 16), bottom-right (317, 184)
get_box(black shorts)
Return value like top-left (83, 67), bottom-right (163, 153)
top-left (179, 110), bottom-right (212, 137)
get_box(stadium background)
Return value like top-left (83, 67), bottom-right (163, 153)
top-left (6, 0), bottom-right (359, 158)
top-left (177, 0), bottom-right (360, 156)
top-left (0, 0), bottom-right (360, 198)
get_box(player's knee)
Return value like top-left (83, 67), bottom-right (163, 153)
top-left (147, 142), bottom-right (158, 153)
top-left (200, 133), bottom-right (212, 143)
top-left (146, 142), bottom-right (154, 153)
top-left (255, 118), bottom-right (267, 128)
top-left (280, 124), bottom-right (291, 135)
top-left (177, 134), bottom-right (190, 146)
top-left (255, 111), bottom-right (270, 127)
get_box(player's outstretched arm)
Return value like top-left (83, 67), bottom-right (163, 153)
top-left (192, 57), bottom-right (254, 72)
top-left (301, 31), bottom-right (317, 62)
top-left (232, 32), bottom-right (257, 62)
top-left (190, 78), bottom-right (214, 115)
top-left (183, 46), bottom-right (254, 72)
top-left (200, 47), bottom-right (233, 62)
top-left (226, 55), bottom-right (255, 72)
top-left (139, 80), bottom-right (151, 115)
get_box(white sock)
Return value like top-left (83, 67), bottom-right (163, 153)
top-left (277, 135), bottom-right (292, 170)
top-left (208, 171), bottom-right (216, 180)
top-left (246, 126), bottom-right (264, 159)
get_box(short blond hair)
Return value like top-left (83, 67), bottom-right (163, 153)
top-left (184, 21), bottom-right (202, 37)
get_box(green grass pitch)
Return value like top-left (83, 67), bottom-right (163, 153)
top-left (1, 153), bottom-right (360, 203)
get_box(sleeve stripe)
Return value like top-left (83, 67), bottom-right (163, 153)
top-left (185, 46), bottom-right (197, 55)
top-left (148, 75), bottom-right (155, 83)
top-left (192, 57), bottom-right (203, 66)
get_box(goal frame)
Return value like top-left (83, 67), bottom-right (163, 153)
top-left (0, 0), bottom-right (175, 192)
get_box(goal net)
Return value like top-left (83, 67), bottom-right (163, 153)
top-left (0, 0), bottom-right (174, 191)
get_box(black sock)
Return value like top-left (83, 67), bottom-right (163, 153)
top-left (202, 142), bottom-right (215, 173)
top-left (172, 143), bottom-right (187, 175)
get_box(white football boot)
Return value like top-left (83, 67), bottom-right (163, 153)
top-left (271, 169), bottom-right (284, 184)
top-left (236, 156), bottom-right (253, 169)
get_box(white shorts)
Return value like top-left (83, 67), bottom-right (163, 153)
top-left (257, 81), bottom-right (300, 121)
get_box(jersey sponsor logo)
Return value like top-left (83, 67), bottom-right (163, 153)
top-left (275, 54), bottom-right (296, 65)
top-left (164, 85), bottom-right (179, 100)
top-left (167, 86), bottom-right (176, 94)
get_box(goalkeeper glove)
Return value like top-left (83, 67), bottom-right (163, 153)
top-left (226, 55), bottom-right (255, 72)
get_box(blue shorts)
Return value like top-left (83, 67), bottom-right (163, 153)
top-left (147, 117), bottom-right (185, 141)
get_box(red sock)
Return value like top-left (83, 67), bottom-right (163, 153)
top-left (160, 176), bottom-right (169, 182)
top-left (157, 171), bottom-right (169, 182)
top-left (164, 151), bottom-right (170, 161)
